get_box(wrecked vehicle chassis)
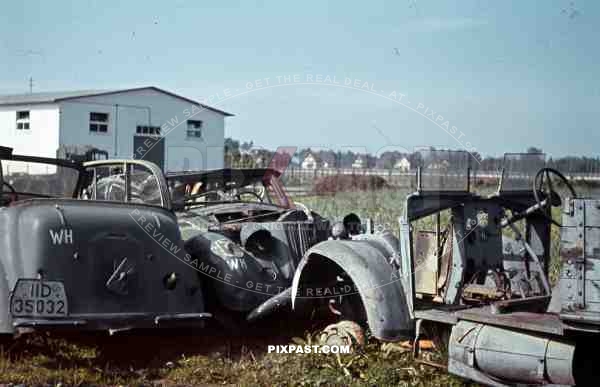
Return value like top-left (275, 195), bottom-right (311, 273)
top-left (290, 152), bottom-right (598, 386)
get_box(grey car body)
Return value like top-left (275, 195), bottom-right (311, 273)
top-left (0, 146), bottom-right (338, 334)
top-left (0, 147), bottom-right (208, 334)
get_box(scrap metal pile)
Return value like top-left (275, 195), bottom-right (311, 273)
top-left (0, 146), bottom-right (597, 386)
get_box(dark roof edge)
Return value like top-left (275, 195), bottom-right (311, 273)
top-left (56, 86), bottom-right (235, 117)
top-left (0, 101), bottom-right (62, 107)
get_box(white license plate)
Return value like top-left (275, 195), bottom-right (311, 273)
top-left (10, 279), bottom-right (68, 317)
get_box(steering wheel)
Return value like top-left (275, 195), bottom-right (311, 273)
top-left (235, 189), bottom-right (264, 202)
top-left (533, 167), bottom-right (577, 226)
top-left (1, 181), bottom-right (18, 204)
top-left (294, 201), bottom-right (314, 222)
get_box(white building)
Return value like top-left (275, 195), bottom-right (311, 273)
top-left (394, 157), bottom-right (411, 171)
top-left (352, 156), bottom-right (365, 169)
top-left (301, 152), bottom-right (319, 169)
top-left (0, 86), bottom-right (233, 172)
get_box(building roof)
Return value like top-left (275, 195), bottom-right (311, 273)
top-left (0, 86), bottom-right (234, 116)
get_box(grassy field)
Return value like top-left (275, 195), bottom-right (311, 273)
top-left (0, 328), bottom-right (469, 386)
top-left (1, 184), bottom-right (591, 386)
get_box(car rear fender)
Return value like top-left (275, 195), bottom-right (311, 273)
top-left (0, 261), bottom-right (12, 333)
top-left (291, 239), bottom-right (413, 341)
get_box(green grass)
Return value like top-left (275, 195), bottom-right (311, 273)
top-left (0, 330), bottom-right (469, 386)
top-left (298, 189), bottom-right (410, 235)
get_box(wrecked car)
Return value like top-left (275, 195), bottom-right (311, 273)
top-left (165, 168), bottom-right (332, 321)
top-left (0, 146), bottom-right (340, 334)
top-left (0, 146), bottom-right (210, 334)
top-left (291, 151), bottom-right (596, 386)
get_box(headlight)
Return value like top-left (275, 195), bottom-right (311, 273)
top-left (210, 238), bottom-right (245, 258)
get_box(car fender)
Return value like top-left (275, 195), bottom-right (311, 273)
top-left (291, 239), bottom-right (413, 341)
top-left (0, 260), bottom-right (14, 333)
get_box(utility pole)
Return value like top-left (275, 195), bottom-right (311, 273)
top-left (29, 77), bottom-right (33, 93)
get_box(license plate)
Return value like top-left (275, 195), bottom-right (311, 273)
top-left (10, 279), bottom-right (68, 317)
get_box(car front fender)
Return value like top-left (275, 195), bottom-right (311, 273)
top-left (291, 239), bottom-right (413, 341)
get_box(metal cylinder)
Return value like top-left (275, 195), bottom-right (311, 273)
top-left (449, 321), bottom-right (575, 385)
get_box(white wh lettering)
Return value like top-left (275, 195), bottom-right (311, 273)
top-left (49, 228), bottom-right (73, 245)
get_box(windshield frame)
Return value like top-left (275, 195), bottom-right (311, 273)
top-left (167, 168), bottom-right (294, 210)
top-left (1, 152), bottom-right (84, 199)
top-left (81, 159), bottom-right (172, 209)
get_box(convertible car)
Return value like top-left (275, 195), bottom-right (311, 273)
top-left (166, 169), bottom-right (331, 320)
top-left (0, 146), bottom-right (344, 335)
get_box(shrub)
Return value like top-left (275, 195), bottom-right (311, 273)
top-left (313, 175), bottom-right (389, 195)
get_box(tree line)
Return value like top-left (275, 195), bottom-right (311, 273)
top-left (224, 139), bottom-right (600, 174)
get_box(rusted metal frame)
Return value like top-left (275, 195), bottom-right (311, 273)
top-left (466, 166), bottom-right (471, 193)
top-left (436, 212), bottom-right (441, 279)
top-left (412, 318), bottom-right (423, 359)
top-left (506, 221), bottom-right (551, 295)
top-left (497, 167), bottom-right (505, 194)
top-left (124, 161), bottom-right (131, 203)
top-left (490, 295), bottom-right (551, 315)
top-left (499, 198), bottom-right (548, 229)
top-left (399, 217), bottom-right (416, 319)
top-left (443, 206), bottom-right (467, 304)
top-left (575, 201), bottom-right (586, 308)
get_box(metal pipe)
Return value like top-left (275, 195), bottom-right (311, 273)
top-left (500, 198), bottom-right (548, 228)
top-left (449, 321), bottom-right (575, 386)
top-left (114, 104), bottom-right (119, 156)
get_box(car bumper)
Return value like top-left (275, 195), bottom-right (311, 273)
top-left (12, 312), bottom-right (212, 332)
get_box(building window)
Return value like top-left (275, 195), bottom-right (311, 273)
top-left (89, 112), bottom-right (109, 133)
top-left (136, 125), bottom-right (162, 136)
top-left (186, 120), bottom-right (202, 138)
top-left (16, 111), bottom-right (30, 130)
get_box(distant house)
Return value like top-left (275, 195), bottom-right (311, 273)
top-left (301, 152), bottom-right (319, 169)
top-left (394, 157), bottom-right (411, 171)
top-left (352, 156), bottom-right (365, 169)
top-left (255, 155), bottom-right (267, 167)
top-left (377, 152), bottom-right (411, 171)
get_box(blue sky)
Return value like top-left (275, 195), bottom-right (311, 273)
top-left (1, 0), bottom-right (598, 157)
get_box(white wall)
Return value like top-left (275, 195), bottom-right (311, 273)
top-left (0, 104), bottom-right (60, 157)
top-left (0, 104), bottom-right (60, 174)
top-left (58, 88), bottom-right (226, 171)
